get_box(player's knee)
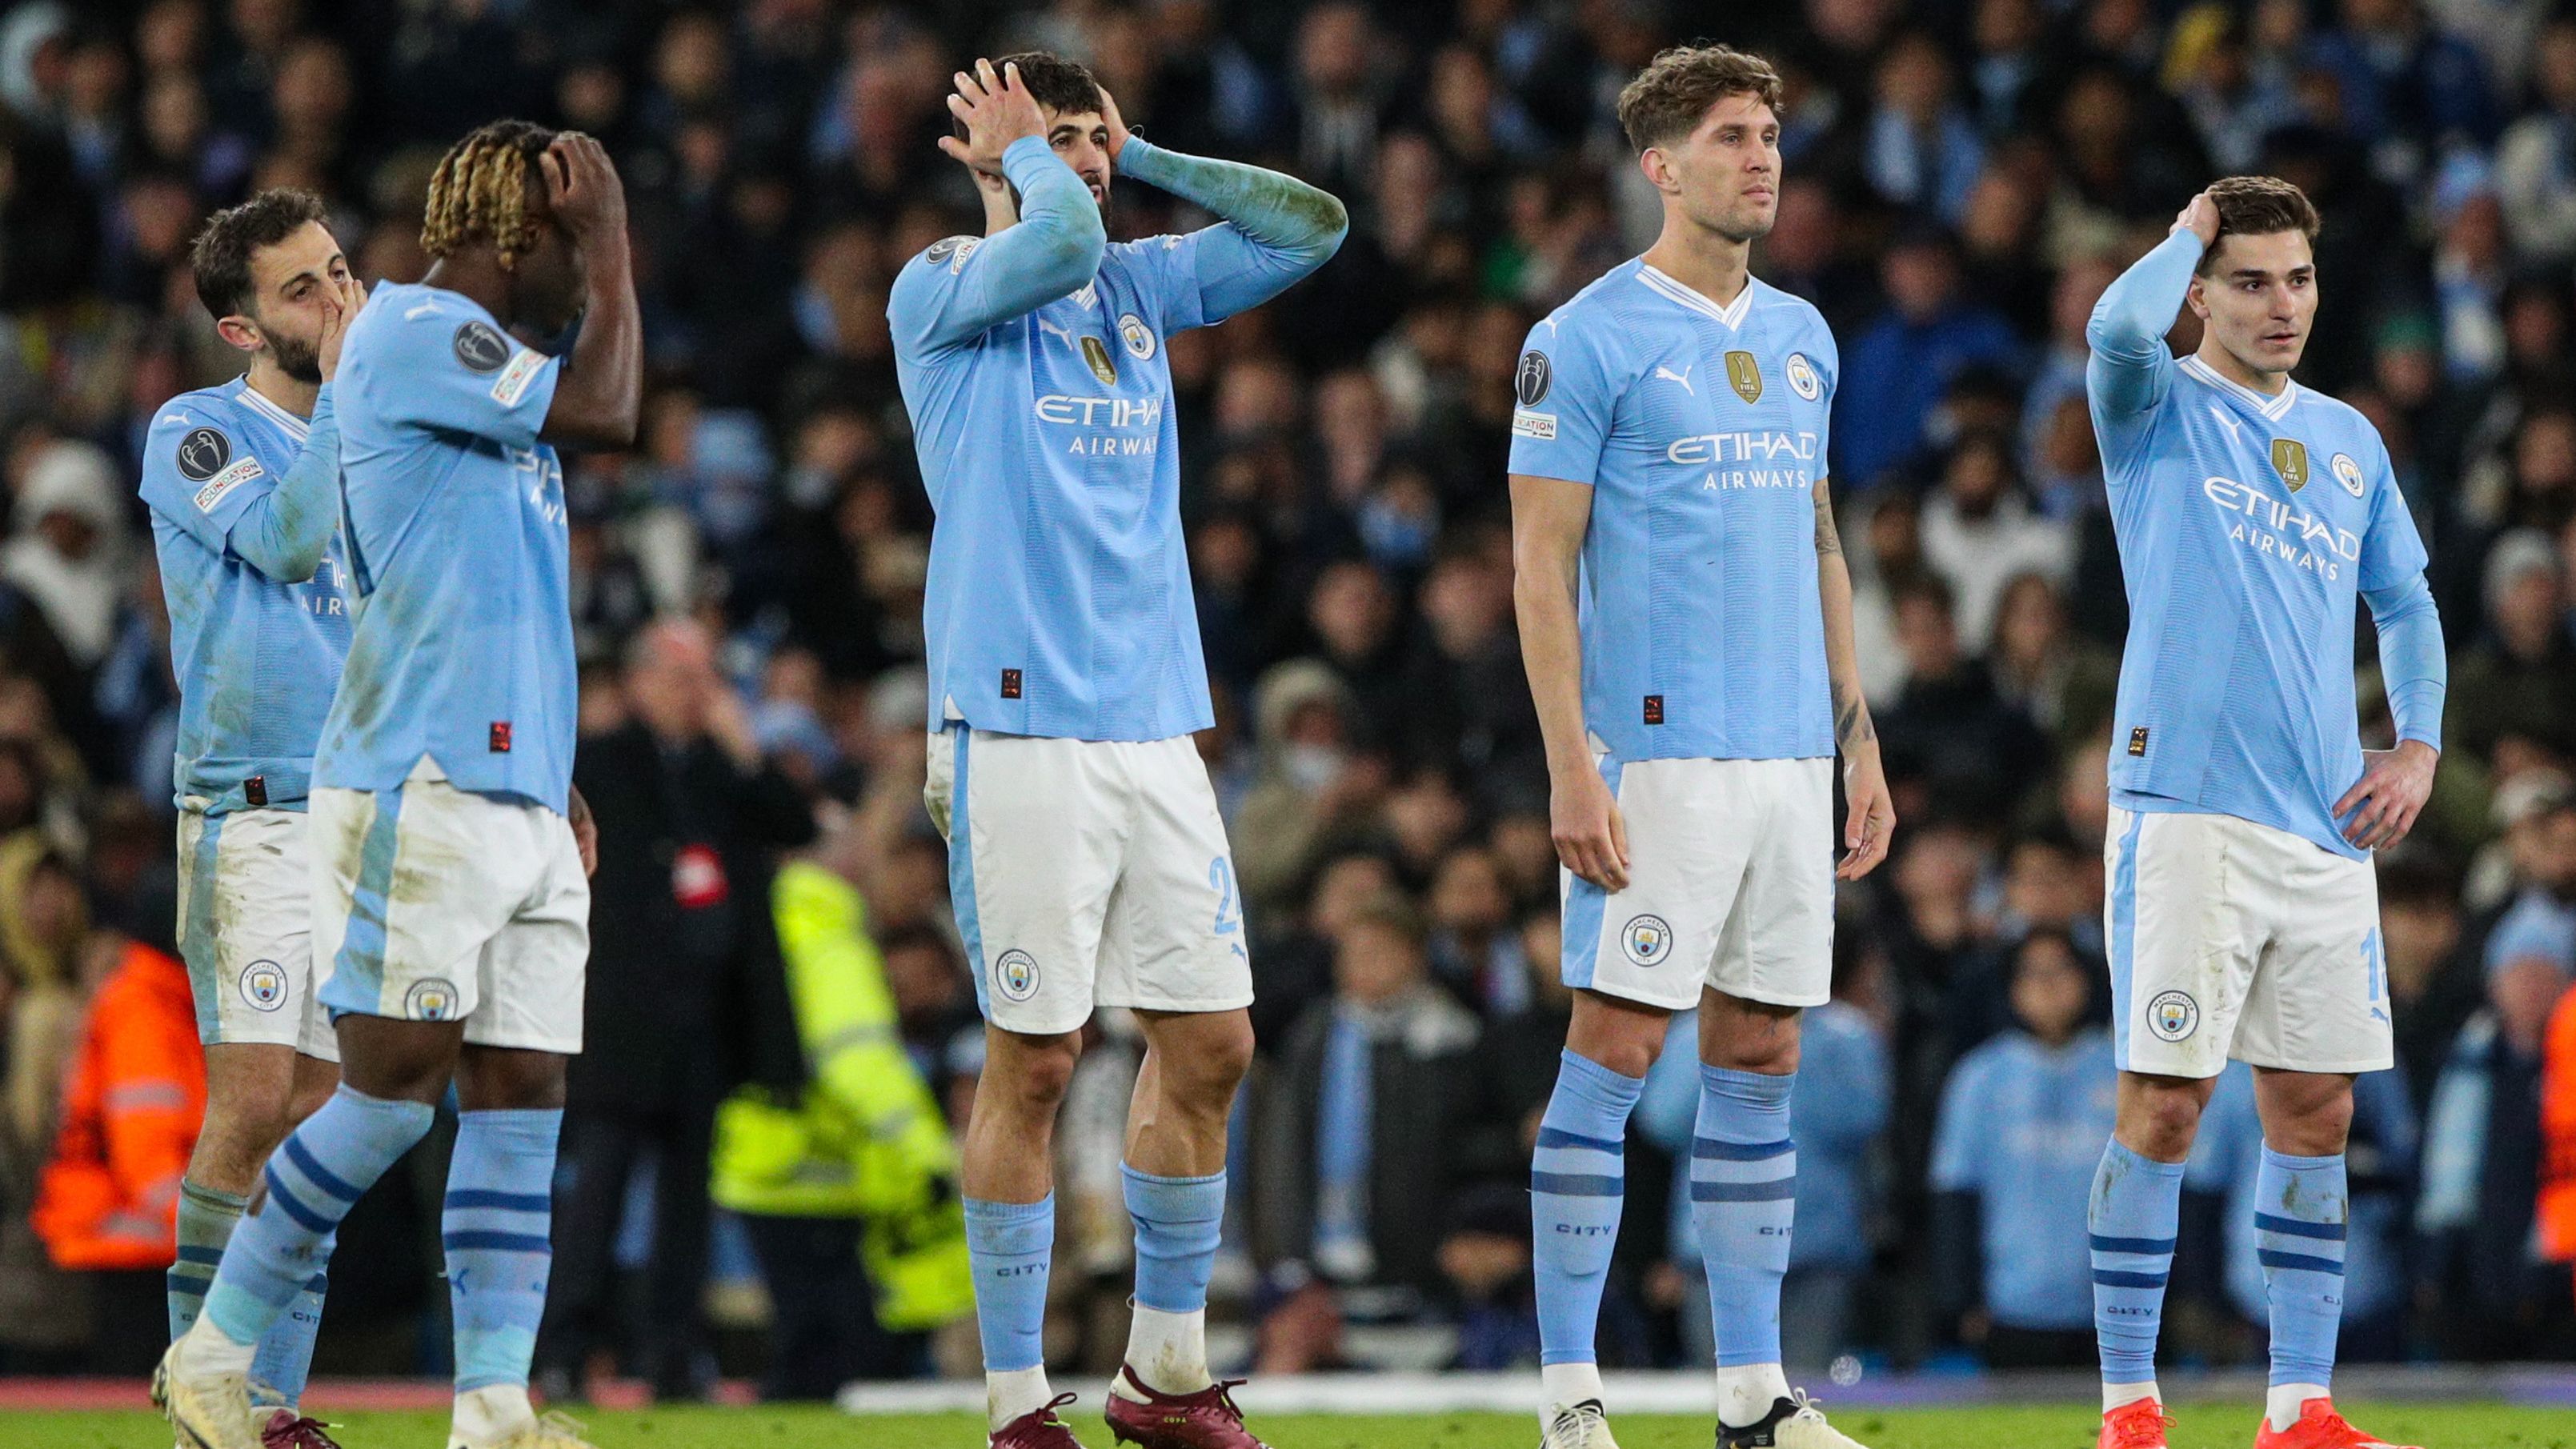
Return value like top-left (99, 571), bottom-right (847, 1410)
top-left (991, 1034), bottom-right (1083, 1109)
top-left (2120, 1082), bottom-right (2205, 1159)
top-left (2257, 1072), bottom-right (2354, 1155)
top-left (194, 1091), bottom-right (294, 1183)
top-left (1166, 1019), bottom-right (1255, 1103)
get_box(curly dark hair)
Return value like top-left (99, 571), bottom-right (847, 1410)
top-left (421, 118), bottom-right (559, 267)
top-left (993, 51), bottom-right (1104, 119)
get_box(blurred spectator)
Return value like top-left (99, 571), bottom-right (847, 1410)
top-left (2443, 530), bottom-right (2576, 764)
top-left (1835, 227), bottom-right (2022, 490)
top-left (1878, 575), bottom-right (2052, 810)
top-left (541, 621), bottom-right (816, 1401)
top-left (30, 931), bottom-right (198, 1372)
top-left (1917, 431), bottom-right (2075, 651)
top-left (1930, 929), bottom-right (2117, 1367)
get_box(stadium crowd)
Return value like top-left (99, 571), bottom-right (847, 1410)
top-left (0, 0), bottom-right (2572, 1397)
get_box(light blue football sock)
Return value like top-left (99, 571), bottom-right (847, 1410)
top-left (443, 1108), bottom-right (562, 1392)
top-left (2089, 1139), bottom-right (2184, 1386)
top-left (1532, 1049), bottom-right (1644, 1367)
top-left (2255, 1147), bottom-right (2348, 1389)
top-left (170, 1179), bottom-right (246, 1340)
top-left (247, 1231), bottom-right (333, 1409)
top-left (203, 1087), bottom-right (433, 1351)
top-left (1692, 1065), bottom-right (1796, 1369)
top-left (965, 1195), bottom-right (1055, 1372)
top-left (1124, 1165), bottom-right (1224, 1313)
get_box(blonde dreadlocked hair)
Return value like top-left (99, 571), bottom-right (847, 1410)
top-left (421, 119), bottom-right (556, 267)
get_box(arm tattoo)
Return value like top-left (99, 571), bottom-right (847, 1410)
top-left (1833, 677), bottom-right (1876, 750)
top-left (1814, 482), bottom-right (1841, 557)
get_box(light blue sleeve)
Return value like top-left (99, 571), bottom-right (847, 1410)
top-left (363, 298), bottom-right (559, 449)
top-left (1926, 1049), bottom-right (1988, 1192)
top-left (2085, 229), bottom-right (2201, 422)
top-left (1112, 138), bottom-right (1347, 329)
top-left (138, 394), bottom-right (334, 580)
top-left (2358, 438), bottom-right (2443, 749)
top-left (888, 136), bottom-right (1108, 356)
top-left (1506, 314), bottom-right (1617, 486)
top-left (1811, 316), bottom-right (1841, 475)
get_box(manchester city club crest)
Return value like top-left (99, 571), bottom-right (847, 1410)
top-left (405, 978), bottom-right (460, 1021)
top-left (2146, 989), bottom-right (2200, 1043)
top-left (238, 959), bottom-right (288, 1011)
top-left (996, 949), bottom-right (1041, 1003)
top-left (2271, 437), bottom-right (2310, 492)
top-left (2332, 451), bottom-right (2365, 497)
top-left (1621, 914), bottom-right (1673, 967)
top-left (1119, 313), bottom-right (1156, 360)
top-left (1080, 335), bottom-right (1118, 386)
top-left (1785, 353), bottom-right (1821, 401)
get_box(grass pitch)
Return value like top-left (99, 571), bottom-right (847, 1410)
top-left (6, 1403), bottom-right (2568, 1448)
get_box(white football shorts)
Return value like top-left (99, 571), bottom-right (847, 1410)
top-left (2105, 804), bottom-right (2392, 1078)
top-left (925, 727), bottom-right (1253, 1036)
top-left (174, 807), bottom-right (338, 1061)
top-left (311, 758), bottom-right (589, 1053)
top-left (1561, 754), bottom-right (1836, 1013)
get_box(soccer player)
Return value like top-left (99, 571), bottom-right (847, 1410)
top-left (142, 189), bottom-right (361, 1449)
top-left (889, 53), bottom-right (1344, 1449)
top-left (2081, 180), bottom-right (2444, 1449)
top-left (159, 122), bottom-right (639, 1449)
top-left (1509, 46), bottom-right (1893, 1449)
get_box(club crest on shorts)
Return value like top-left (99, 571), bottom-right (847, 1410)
top-left (1786, 353), bottom-right (1821, 401)
top-left (2332, 451), bottom-right (2365, 497)
top-left (404, 978), bottom-right (460, 1022)
top-left (238, 959), bottom-right (287, 1012)
top-left (1621, 914), bottom-right (1673, 967)
top-left (2146, 988), bottom-right (2200, 1043)
top-left (1118, 313), bottom-right (1156, 360)
top-left (995, 949), bottom-right (1040, 1003)
top-left (2271, 437), bottom-right (2310, 493)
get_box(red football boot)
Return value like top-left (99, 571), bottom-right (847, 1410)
top-left (2252, 1397), bottom-right (2420, 1449)
top-left (1100, 1367), bottom-right (1270, 1449)
top-left (992, 1392), bottom-right (1091, 1448)
top-left (2098, 1398), bottom-right (2175, 1449)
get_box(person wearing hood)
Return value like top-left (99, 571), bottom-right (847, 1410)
top-left (1235, 657), bottom-right (1384, 923)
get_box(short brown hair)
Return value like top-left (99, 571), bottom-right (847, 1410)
top-left (2196, 174), bottom-right (2322, 274)
top-left (993, 51), bottom-right (1103, 119)
top-left (1616, 44), bottom-right (1785, 153)
top-left (190, 189), bottom-right (328, 320)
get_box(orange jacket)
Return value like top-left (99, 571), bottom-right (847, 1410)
top-left (2542, 982), bottom-right (2576, 1263)
top-left (31, 941), bottom-right (205, 1271)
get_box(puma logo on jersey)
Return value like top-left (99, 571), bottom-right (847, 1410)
top-left (2208, 406), bottom-right (2245, 443)
top-left (1656, 363), bottom-right (1696, 394)
top-left (404, 302), bottom-right (443, 321)
top-left (1037, 318), bottom-right (1078, 347)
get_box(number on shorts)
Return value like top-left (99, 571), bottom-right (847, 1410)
top-left (1209, 856), bottom-right (1242, 937)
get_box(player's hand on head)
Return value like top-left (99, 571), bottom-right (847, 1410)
top-left (2174, 190), bottom-right (2221, 246)
top-left (1837, 748), bottom-right (1896, 880)
top-left (2333, 739), bottom-right (2438, 851)
top-left (1550, 760), bottom-right (1629, 892)
top-left (938, 58), bottom-right (1046, 178)
top-left (545, 131), bottom-right (627, 247)
top-left (1099, 86), bottom-right (1132, 166)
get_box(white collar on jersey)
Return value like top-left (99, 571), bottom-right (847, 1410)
top-left (1636, 263), bottom-right (1757, 331)
top-left (2180, 354), bottom-right (2299, 422)
top-left (235, 379), bottom-right (311, 441)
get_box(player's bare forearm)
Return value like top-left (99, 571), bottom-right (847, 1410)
top-left (1816, 478), bottom-right (1893, 875)
top-left (1513, 472), bottom-right (1629, 890)
top-left (546, 244), bottom-right (640, 448)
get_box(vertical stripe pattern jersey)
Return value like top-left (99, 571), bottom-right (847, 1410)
top-left (1505, 262), bottom-right (1837, 764)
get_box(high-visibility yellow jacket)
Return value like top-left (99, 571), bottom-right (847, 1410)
top-left (711, 861), bottom-right (972, 1331)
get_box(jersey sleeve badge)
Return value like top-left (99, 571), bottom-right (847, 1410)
top-left (452, 320), bottom-right (511, 373)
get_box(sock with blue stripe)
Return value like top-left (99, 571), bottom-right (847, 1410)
top-left (443, 1107), bottom-right (562, 1412)
top-left (1693, 1064), bottom-right (1795, 1424)
top-left (1123, 1164), bottom-right (1224, 1394)
top-left (2257, 1147), bottom-right (2346, 1430)
top-left (246, 1232), bottom-right (332, 1410)
top-left (194, 1087), bottom-right (432, 1371)
top-left (967, 1194), bottom-right (1056, 1429)
top-left (2089, 1139), bottom-right (2184, 1403)
top-left (1532, 1049), bottom-right (1644, 1407)
top-left (170, 1179), bottom-right (246, 1340)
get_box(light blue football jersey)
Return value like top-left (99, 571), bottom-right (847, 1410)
top-left (141, 378), bottom-right (351, 813)
top-left (1508, 262), bottom-right (1837, 763)
top-left (314, 281), bottom-right (575, 811)
top-left (893, 166), bottom-right (1221, 742)
top-left (2089, 240), bottom-right (2430, 859)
